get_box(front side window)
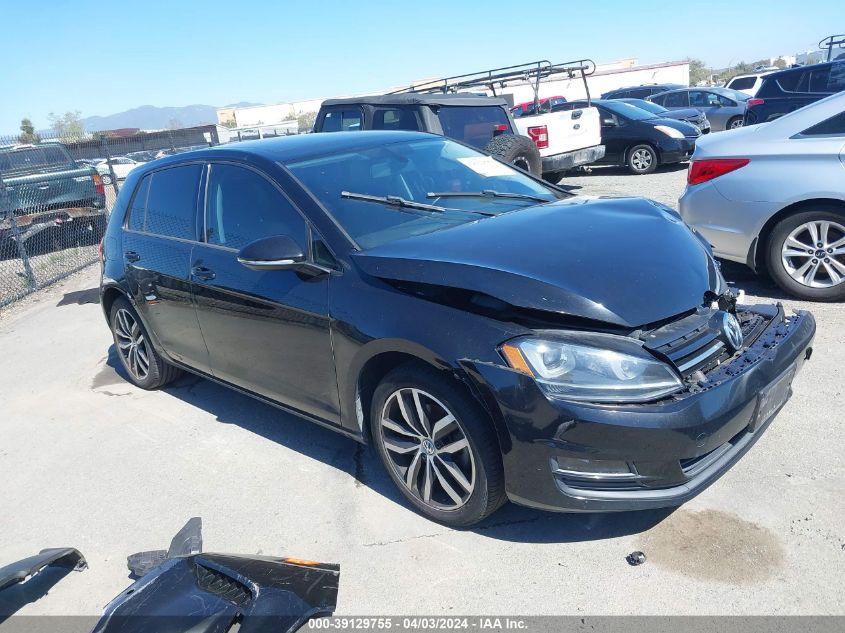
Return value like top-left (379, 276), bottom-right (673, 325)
top-left (321, 109), bottom-right (363, 132)
top-left (286, 137), bottom-right (560, 249)
top-left (144, 164), bottom-right (202, 240)
top-left (437, 105), bottom-right (511, 149)
top-left (205, 164), bottom-right (306, 250)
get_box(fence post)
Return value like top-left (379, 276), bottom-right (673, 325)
top-left (0, 177), bottom-right (37, 293)
top-left (100, 139), bottom-right (120, 196)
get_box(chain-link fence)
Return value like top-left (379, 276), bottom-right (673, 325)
top-left (0, 126), bottom-right (224, 308)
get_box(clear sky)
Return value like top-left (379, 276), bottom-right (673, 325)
top-left (2, 0), bottom-right (842, 134)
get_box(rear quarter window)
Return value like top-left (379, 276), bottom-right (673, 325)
top-left (728, 77), bottom-right (756, 90)
top-left (371, 108), bottom-right (421, 131)
top-left (321, 109), bottom-right (363, 132)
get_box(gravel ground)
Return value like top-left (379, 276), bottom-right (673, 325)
top-left (562, 163), bottom-right (691, 209)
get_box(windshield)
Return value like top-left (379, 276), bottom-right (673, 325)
top-left (286, 137), bottom-right (560, 249)
top-left (711, 87), bottom-right (751, 101)
top-left (598, 100), bottom-right (658, 121)
top-left (620, 99), bottom-right (668, 115)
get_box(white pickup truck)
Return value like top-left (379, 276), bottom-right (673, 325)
top-left (512, 105), bottom-right (605, 182)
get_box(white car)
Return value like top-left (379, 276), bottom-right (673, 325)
top-left (95, 157), bottom-right (140, 184)
top-left (724, 71), bottom-right (776, 97)
top-left (679, 91), bottom-right (845, 301)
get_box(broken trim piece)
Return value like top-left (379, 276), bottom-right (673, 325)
top-left (0, 548), bottom-right (87, 592)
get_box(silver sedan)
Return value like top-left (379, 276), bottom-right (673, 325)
top-left (649, 87), bottom-right (749, 131)
top-left (679, 91), bottom-right (845, 301)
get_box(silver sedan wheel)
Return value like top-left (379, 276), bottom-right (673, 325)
top-left (379, 388), bottom-right (476, 511)
top-left (781, 220), bottom-right (845, 288)
top-left (114, 308), bottom-right (150, 380)
top-left (729, 118), bottom-right (744, 129)
top-left (631, 148), bottom-right (653, 171)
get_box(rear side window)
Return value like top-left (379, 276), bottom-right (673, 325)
top-left (143, 164), bottom-right (202, 240)
top-left (128, 174), bottom-right (151, 232)
top-left (321, 109), bottom-right (362, 132)
top-left (664, 92), bottom-right (689, 107)
top-left (437, 105), bottom-right (510, 149)
top-left (728, 77), bottom-right (756, 90)
top-left (372, 108), bottom-right (421, 131)
top-left (801, 111), bottom-right (845, 136)
top-left (205, 164), bottom-right (306, 250)
top-left (776, 69), bottom-right (806, 92)
top-left (628, 88), bottom-right (652, 99)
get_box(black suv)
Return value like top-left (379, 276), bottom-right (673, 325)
top-left (314, 93), bottom-right (542, 175)
top-left (100, 131), bottom-right (814, 527)
top-left (744, 60), bottom-right (845, 125)
top-left (600, 83), bottom-right (686, 100)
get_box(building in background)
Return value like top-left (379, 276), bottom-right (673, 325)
top-left (216, 59), bottom-right (690, 129)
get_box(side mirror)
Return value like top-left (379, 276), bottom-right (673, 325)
top-left (601, 117), bottom-right (617, 127)
top-left (237, 235), bottom-right (305, 271)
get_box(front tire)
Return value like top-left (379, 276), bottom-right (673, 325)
top-left (727, 116), bottom-right (744, 130)
top-left (766, 208), bottom-right (845, 301)
top-left (110, 297), bottom-right (183, 389)
top-left (626, 144), bottom-right (657, 175)
top-left (484, 134), bottom-right (542, 176)
top-left (370, 363), bottom-right (506, 527)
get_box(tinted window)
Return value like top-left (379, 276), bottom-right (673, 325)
top-left (628, 88), bottom-right (652, 99)
top-left (437, 105), bottom-right (510, 149)
top-left (205, 164), bottom-right (305, 250)
top-left (649, 93), bottom-right (666, 105)
top-left (808, 67), bottom-right (831, 92)
top-left (372, 108), bottom-right (421, 131)
top-left (728, 77), bottom-right (756, 90)
top-left (321, 109), bottom-right (362, 132)
top-left (144, 164), bottom-right (202, 240)
top-left (664, 92), bottom-right (689, 107)
top-left (801, 111), bottom-right (845, 135)
top-left (128, 174), bottom-right (151, 232)
top-left (829, 61), bottom-right (845, 91)
top-left (776, 69), bottom-right (805, 92)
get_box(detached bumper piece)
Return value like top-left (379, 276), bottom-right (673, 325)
top-left (93, 519), bottom-right (339, 633)
top-left (541, 144), bottom-right (606, 172)
top-left (0, 548), bottom-right (87, 592)
top-left (462, 304), bottom-right (815, 513)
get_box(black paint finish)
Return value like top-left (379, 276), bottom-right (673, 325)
top-left (100, 132), bottom-right (815, 513)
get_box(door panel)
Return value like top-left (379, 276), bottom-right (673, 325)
top-left (190, 245), bottom-right (339, 422)
top-left (122, 232), bottom-right (210, 372)
top-left (191, 162), bottom-right (340, 423)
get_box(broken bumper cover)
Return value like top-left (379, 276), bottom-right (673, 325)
top-left (93, 554), bottom-right (340, 633)
top-left (461, 308), bottom-right (815, 512)
top-left (541, 144), bottom-right (605, 173)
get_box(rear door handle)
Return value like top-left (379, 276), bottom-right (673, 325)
top-left (125, 251), bottom-right (140, 263)
top-left (191, 266), bottom-right (216, 281)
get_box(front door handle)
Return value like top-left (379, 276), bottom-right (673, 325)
top-left (125, 251), bottom-right (140, 263)
top-left (191, 266), bottom-right (216, 281)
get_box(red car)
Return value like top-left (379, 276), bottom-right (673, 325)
top-left (511, 95), bottom-right (566, 117)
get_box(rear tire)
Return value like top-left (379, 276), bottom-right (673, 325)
top-left (484, 134), bottom-right (542, 176)
top-left (101, 173), bottom-right (113, 185)
top-left (542, 170), bottom-right (566, 184)
top-left (110, 297), bottom-right (183, 389)
top-left (727, 116), bottom-right (744, 130)
top-left (370, 362), bottom-right (506, 527)
top-left (626, 144), bottom-right (657, 175)
top-left (766, 208), bottom-right (845, 301)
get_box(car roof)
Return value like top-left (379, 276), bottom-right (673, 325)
top-left (321, 93), bottom-right (508, 107)
top-left (138, 131), bottom-right (438, 167)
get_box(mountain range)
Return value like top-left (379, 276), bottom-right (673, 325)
top-left (81, 102), bottom-right (261, 131)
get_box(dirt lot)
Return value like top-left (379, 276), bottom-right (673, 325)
top-left (0, 165), bottom-right (842, 618)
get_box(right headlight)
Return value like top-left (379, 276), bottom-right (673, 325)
top-left (501, 332), bottom-right (683, 403)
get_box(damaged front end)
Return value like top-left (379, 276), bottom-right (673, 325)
top-left (93, 519), bottom-right (339, 633)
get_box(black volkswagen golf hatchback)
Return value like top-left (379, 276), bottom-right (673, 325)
top-left (100, 131), bottom-right (815, 526)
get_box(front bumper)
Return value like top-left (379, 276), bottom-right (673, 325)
top-left (541, 144), bottom-right (605, 173)
top-left (461, 306), bottom-right (815, 512)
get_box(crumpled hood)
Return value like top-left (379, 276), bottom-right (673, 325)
top-left (352, 197), bottom-right (723, 328)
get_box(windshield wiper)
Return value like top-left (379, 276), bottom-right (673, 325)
top-left (426, 189), bottom-right (551, 204)
top-left (341, 191), bottom-right (446, 213)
